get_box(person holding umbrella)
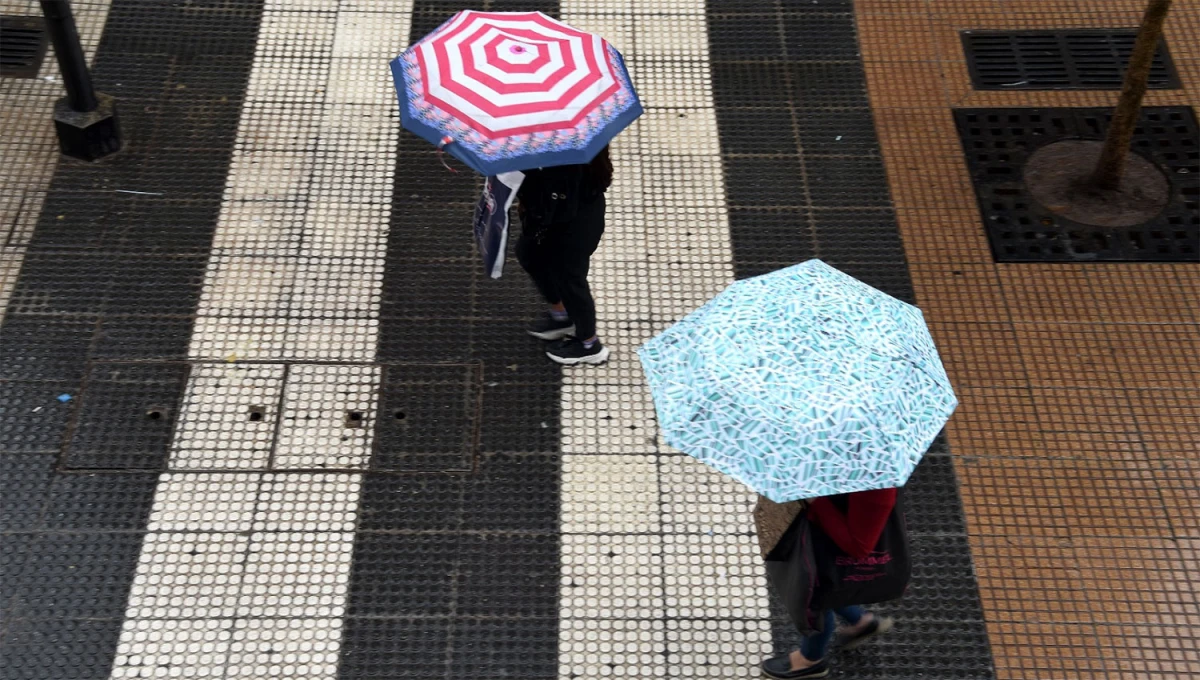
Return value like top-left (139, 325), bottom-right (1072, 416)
top-left (638, 259), bottom-right (959, 678)
top-left (390, 11), bottom-right (641, 366)
top-left (516, 146), bottom-right (612, 365)
top-left (760, 487), bottom-right (898, 679)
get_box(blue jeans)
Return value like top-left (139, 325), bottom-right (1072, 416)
top-left (801, 605), bottom-right (865, 661)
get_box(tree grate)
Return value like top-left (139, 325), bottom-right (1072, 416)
top-left (954, 106), bottom-right (1199, 263)
top-left (962, 29), bottom-right (1180, 90)
top-left (0, 14), bottom-right (49, 79)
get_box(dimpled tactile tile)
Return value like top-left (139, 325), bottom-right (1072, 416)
top-left (290, 257), bottom-right (384, 319)
top-left (0, 453), bottom-right (55, 531)
top-left (124, 532), bottom-right (250, 620)
top-left (6, 531), bottom-right (146, 620)
top-left (660, 454), bottom-right (758, 535)
top-left (661, 533), bottom-right (767, 620)
top-left (300, 202), bottom-right (390, 260)
top-left (0, 617), bottom-right (126, 680)
top-left (225, 152), bottom-right (316, 203)
top-left (236, 531), bottom-right (355, 619)
top-left (448, 616), bottom-right (560, 679)
top-left (461, 452), bottom-right (559, 532)
top-left (253, 473), bottom-right (361, 532)
top-left (225, 617), bottom-right (344, 679)
top-left (356, 471), bottom-right (463, 532)
top-left (335, 617), bottom-right (451, 679)
top-left (664, 619), bottom-right (773, 679)
top-left (274, 364), bottom-right (379, 470)
top-left (557, 618), bottom-right (667, 679)
top-left (343, 532), bottom-right (458, 617)
top-left (110, 618), bottom-right (235, 679)
top-left (168, 363), bottom-right (284, 471)
top-left (632, 59), bottom-right (714, 109)
top-left (196, 255), bottom-right (295, 318)
top-left (560, 382), bottom-right (657, 454)
top-left (562, 319), bottom-right (655, 387)
top-left (145, 473), bottom-right (260, 533)
top-left (453, 533), bottom-right (561, 614)
top-left (0, 379), bottom-right (82, 453)
top-left (340, 0), bottom-right (575, 667)
top-left (188, 317), bottom-right (292, 363)
top-left (559, 534), bottom-right (667, 618)
top-left (560, 533), bottom-right (664, 620)
top-left (210, 200), bottom-right (306, 257)
top-left (639, 260), bottom-right (958, 502)
top-left (560, 454), bottom-right (659, 534)
top-left (371, 363), bottom-right (480, 472)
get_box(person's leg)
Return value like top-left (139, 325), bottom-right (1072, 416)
top-left (833, 605), bottom-right (865, 626)
top-left (799, 610), bottom-right (836, 663)
top-left (762, 610), bottom-right (833, 678)
top-left (547, 197), bottom-right (605, 341)
top-left (542, 196), bottom-right (609, 364)
top-left (518, 224), bottom-right (578, 341)
top-left (516, 224), bottom-right (561, 306)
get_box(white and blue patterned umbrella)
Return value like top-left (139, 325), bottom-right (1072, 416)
top-left (638, 260), bottom-right (957, 503)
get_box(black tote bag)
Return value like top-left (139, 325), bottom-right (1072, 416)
top-left (809, 493), bottom-right (910, 612)
top-left (764, 512), bottom-right (822, 632)
top-left (765, 492), bottom-right (910, 633)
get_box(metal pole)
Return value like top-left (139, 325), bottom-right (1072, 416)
top-left (40, 0), bottom-right (98, 112)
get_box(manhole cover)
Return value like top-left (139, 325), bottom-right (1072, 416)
top-left (962, 29), bottom-right (1180, 90)
top-left (0, 15), bottom-right (49, 79)
top-left (63, 362), bottom-right (191, 470)
top-left (954, 106), bottom-right (1199, 262)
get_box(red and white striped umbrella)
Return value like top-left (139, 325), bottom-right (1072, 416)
top-left (392, 11), bottom-right (642, 174)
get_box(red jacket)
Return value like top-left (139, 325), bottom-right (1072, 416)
top-left (808, 488), bottom-right (898, 559)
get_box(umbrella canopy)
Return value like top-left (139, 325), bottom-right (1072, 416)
top-left (391, 10), bottom-right (642, 175)
top-left (638, 260), bottom-right (958, 503)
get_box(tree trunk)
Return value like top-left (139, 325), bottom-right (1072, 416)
top-left (1089, 0), bottom-right (1173, 191)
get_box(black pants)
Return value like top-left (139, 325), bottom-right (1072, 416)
top-left (516, 195), bottom-right (606, 340)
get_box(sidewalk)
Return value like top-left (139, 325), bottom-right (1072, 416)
top-left (0, 1), bottom-right (1195, 678)
top-left (857, 0), bottom-right (1199, 676)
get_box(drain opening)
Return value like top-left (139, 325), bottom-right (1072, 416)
top-left (962, 29), bottom-right (1180, 90)
top-left (0, 15), bottom-right (50, 80)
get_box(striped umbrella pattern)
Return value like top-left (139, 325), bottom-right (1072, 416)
top-left (391, 10), bottom-right (642, 174)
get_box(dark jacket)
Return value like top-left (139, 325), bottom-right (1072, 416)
top-left (517, 163), bottom-right (607, 227)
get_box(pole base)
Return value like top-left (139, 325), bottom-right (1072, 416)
top-left (53, 92), bottom-right (122, 161)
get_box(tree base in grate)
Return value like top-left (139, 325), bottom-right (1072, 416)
top-left (1024, 140), bottom-right (1169, 228)
top-left (955, 107), bottom-right (1199, 262)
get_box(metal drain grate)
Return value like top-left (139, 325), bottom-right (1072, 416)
top-left (962, 29), bottom-right (1180, 90)
top-left (0, 14), bottom-right (49, 79)
top-left (955, 106), bottom-right (1199, 263)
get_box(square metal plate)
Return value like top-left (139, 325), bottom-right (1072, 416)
top-left (63, 362), bottom-right (191, 470)
top-left (962, 29), bottom-right (1180, 90)
top-left (955, 106), bottom-right (1199, 262)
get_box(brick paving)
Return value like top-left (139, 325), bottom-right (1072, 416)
top-left (856, 0), bottom-right (1199, 676)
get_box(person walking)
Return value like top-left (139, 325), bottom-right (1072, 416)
top-left (761, 487), bottom-right (898, 679)
top-left (515, 146), bottom-right (613, 366)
